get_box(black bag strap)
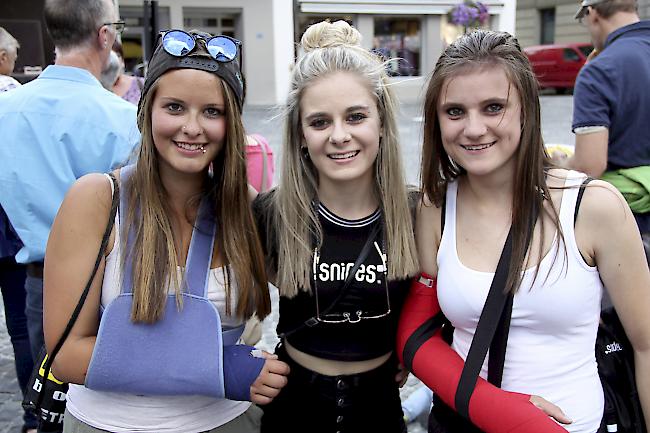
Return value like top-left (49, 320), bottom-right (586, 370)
top-left (487, 289), bottom-right (513, 387)
top-left (278, 223), bottom-right (381, 339)
top-left (454, 228), bottom-right (515, 418)
top-left (574, 177), bottom-right (594, 225)
top-left (455, 201), bottom-right (538, 419)
top-left (36, 173), bottom-right (119, 408)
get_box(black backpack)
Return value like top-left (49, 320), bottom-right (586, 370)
top-left (575, 178), bottom-right (647, 433)
top-left (596, 307), bottom-right (647, 433)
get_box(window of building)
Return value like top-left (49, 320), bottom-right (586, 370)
top-left (183, 8), bottom-right (238, 38)
top-left (120, 6), bottom-right (171, 74)
top-left (539, 8), bottom-right (555, 45)
top-left (373, 17), bottom-right (421, 77)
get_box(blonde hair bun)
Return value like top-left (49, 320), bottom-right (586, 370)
top-left (300, 20), bottom-right (361, 52)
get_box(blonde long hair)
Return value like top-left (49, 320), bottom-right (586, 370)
top-left (272, 20), bottom-right (418, 297)
top-left (124, 77), bottom-right (270, 323)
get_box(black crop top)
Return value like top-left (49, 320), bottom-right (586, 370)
top-left (253, 193), bottom-right (411, 362)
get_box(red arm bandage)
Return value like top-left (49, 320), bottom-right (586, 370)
top-left (397, 275), bottom-right (568, 433)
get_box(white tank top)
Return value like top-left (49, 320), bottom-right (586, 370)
top-left (437, 173), bottom-right (604, 433)
top-left (66, 207), bottom-right (249, 433)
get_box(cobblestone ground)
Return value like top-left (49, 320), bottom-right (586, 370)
top-left (0, 96), bottom-right (572, 432)
top-left (0, 305), bottom-right (24, 433)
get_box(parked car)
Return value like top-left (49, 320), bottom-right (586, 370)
top-left (523, 43), bottom-right (593, 93)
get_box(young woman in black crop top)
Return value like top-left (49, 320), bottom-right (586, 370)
top-left (252, 19), bottom-right (419, 433)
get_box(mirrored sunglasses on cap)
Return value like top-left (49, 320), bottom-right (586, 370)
top-left (160, 29), bottom-right (241, 62)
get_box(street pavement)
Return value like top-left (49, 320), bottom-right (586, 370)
top-left (0, 94), bottom-right (574, 432)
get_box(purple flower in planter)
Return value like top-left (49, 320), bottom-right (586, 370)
top-left (449, 1), bottom-right (490, 27)
top-left (451, 4), bottom-right (471, 26)
top-left (477, 2), bottom-right (490, 24)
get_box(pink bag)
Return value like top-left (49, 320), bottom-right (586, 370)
top-left (246, 133), bottom-right (274, 192)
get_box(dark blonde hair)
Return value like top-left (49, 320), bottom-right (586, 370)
top-left (271, 20), bottom-right (418, 297)
top-left (421, 29), bottom-right (561, 294)
top-left (124, 74), bottom-right (270, 323)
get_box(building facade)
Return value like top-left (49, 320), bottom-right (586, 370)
top-left (2, 0), bottom-right (517, 105)
top-left (117, 0), bottom-right (294, 105)
top-left (516, 0), bottom-right (650, 47)
top-left (295, 0), bottom-right (516, 102)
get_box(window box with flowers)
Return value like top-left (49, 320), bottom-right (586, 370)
top-left (448, 1), bottom-right (490, 34)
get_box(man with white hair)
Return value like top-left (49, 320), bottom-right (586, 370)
top-left (0, 5), bottom-right (139, 427)
top-left (0, 27), bottom-right (21, 91)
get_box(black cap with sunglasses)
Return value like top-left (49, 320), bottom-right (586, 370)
top-left (139, 29), bottom-right (244, 116)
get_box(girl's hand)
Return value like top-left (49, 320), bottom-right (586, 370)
top-left (529, 395), bottom-right (573, 424)
top-left (250, 351), bottom-right (290, 405)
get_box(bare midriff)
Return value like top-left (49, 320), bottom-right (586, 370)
top-left (284, 340), bottom-right (392, 376)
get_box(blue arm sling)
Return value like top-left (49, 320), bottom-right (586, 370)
top-left (85, 165), bottom-right (264, 400)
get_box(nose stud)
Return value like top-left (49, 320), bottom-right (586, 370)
top-left (182, 125), bottom-right (203, 135)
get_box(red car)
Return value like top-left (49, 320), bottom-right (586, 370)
top-left (523, 43), bottom-right (593, 93)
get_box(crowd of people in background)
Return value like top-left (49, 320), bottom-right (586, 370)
top-left (0, 0), bottom-right (649, 433)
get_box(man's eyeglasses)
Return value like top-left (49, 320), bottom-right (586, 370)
top-left (103, 21), bottom-right (126, 35)
top-left (313, 241), bottom-right (391, 324)
top-left (160, 29), bottom-right (241, 63)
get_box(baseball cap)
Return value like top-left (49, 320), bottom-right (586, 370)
top-left (138, 29), bottom-right (244, 117)
top-left (575, 0), bottom-right (607, 20)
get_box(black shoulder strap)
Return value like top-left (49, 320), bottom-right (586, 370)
top-left (455, 228), bottom-right (514, 418)
top-left (37, 173), bottom-right (119, 408)
top-left (574, 177), bottom-right (594, 225)
top-left (455, 201), bottom-right (539, 419)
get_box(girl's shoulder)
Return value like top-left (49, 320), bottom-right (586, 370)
top-left (545, 168), bottom-right (583, 187)
top-left (415, 192), bottom-right (443, 239)
top-left (68, 172), bottom-right (115, 207)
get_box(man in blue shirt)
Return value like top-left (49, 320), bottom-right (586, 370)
top-left (553, 0), bottom-right (650, 255)
top-left (0, 26), bottom-right (40, 433)
top-left (0, 0), bottom-right (139, 393)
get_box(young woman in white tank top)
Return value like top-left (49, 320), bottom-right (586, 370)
top-left (398, 30), bottom-right (650, 433)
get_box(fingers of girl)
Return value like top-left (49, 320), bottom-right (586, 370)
top-left (529, 395), bottom-right (573, 425)
top-left (251, 391), bottom-right (275, 406)
top-left (265, 359), bottom-right (290, 376)
top-left (250, 362), bottom-right (290, 405)
top-left (250, 381), bottom-right (280, 405)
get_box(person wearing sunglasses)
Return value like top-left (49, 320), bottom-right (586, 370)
top-left (43, 29), bottom-right (289, 433)
top-left (252, 20), bottom-right (419, 433)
